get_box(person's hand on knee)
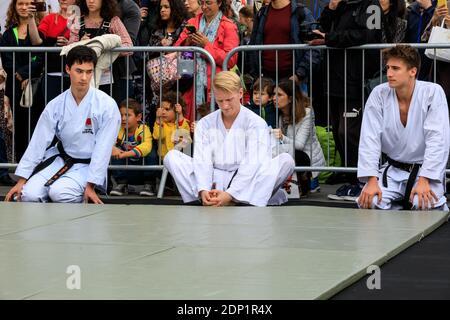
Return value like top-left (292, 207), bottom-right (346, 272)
top-left (83, 183), bottom-right (103, 204)
top-left (410, 177), bottom-right (438, 210)
top-left (4, 178), bottom-right (26, 202)
top-left (358, 177), bottom-right (382, 209)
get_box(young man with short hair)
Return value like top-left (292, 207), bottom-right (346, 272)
top-left (164, 71), bottom-right (295, 207)
top-left (357, 45), bottom-right (449, 211)
top-left (5, 45), bottom-right (121, 204)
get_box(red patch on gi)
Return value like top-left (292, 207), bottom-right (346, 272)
top-left (83, 117), bottom-right (94, 134)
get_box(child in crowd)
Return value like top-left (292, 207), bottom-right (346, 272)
top-left (245, 77), bottom-right (277, 128)
top-left (110, 99), bottom-right (157, 196)
top-left (153, 92), bottom-right (191, 160)
top-left (190, 102), bottom-right (212, 134)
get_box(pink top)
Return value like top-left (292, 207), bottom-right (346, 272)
top-left (68, 16), bottom-right (132, 55)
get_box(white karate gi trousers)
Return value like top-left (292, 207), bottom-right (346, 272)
top-left (21, 155), bottom-right (88, 203)
top-left (357, 164), bottom-right (448, 211)
top-left (164, 150), bottom-right (295, 206)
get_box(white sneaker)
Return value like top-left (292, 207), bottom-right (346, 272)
top-left (327, 184), bottom-right (352, 200)
top-left (310, 177), bottom-right (320, 193)
top-left (110, 184), bottom-right (127, 196)
top-left (140, 184), bottom-right (155, 196)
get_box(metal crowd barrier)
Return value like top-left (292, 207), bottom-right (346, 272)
top-left (223, 43), bottom-right (450, 174)
top-left (0, 46), bottom-right (215, 171)
top-left (1, 43), bottom-right (450, 185)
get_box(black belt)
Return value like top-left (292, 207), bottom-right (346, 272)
top-left (210, 170), bottom-right (239, 191)
top-left (382, 157), bottom-right (421, 210)
top-left (226, 169), bottom-right (239, 189)
top-left (30, 143), bottom-right (91, 187)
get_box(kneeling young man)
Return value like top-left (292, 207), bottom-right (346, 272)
top-left (164, 71), bottom-right (295, 207)
top-left (5, 46), bottom-right (121, 203)
top-left (357, 45), bottom-right (449, 211)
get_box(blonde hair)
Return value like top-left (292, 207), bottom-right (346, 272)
top-left (213, 71), bottom-right (242, 93)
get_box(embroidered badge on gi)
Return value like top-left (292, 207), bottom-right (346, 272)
top-left (83, 117), bottom-right (93, 134)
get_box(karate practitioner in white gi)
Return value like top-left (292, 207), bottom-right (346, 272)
top-left (164, 71), bottom-right (295, 207)
top-left (5, 46), bottom-right (120, 204)
top-left (357, 45), bottom-right (449, 211)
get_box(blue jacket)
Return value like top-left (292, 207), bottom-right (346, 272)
top-left (248, 1), bottom-right (321, 81)
top-left (405, 1), bottom-right (437, 43)
top-left (245, 101), bottom-right (277, 129)
top-left (302, 0), bottom-right (330, 19)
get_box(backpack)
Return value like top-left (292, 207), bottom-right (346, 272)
top-left (315, 125), bottom-right (342, 183)
top-left (78, 16), bottom-right (111, 39)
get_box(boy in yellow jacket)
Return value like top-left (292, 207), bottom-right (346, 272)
top-left (110, 99), bottom-right (157, 196)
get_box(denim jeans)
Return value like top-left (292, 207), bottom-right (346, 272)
top-left (110, 146), bottom-right (158, 185)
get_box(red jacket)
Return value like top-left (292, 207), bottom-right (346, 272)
top-left (174, 13), bottom-right (239, 121)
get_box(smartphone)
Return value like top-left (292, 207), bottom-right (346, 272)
top-left (140, 0), bottom-right (149, 7)
top-left (186, 24), bottom-right (197, 33)
top-left (437, 0), bottom-right (448, 7)
top-left (32, 1), bottom-right (47, 12)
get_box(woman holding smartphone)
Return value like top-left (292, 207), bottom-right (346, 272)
top-left (37, 0), bottom-right (77, 101)
top-left (174, 0), bottom-right (239, 122)
top-left (144, 0), bottom-right (187, 126)
top-left (0, 0), bottom-right (44, 159)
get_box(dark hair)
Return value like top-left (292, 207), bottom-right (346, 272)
top-left (78, 0), bottom-right (122, 21)
top-left (119, 98), bottom-right (143, 115)
top-left (197, 102), bottom-right (211, 118)
top-left (252, 77), bottom-right (274, 96)
top-left (160, 91), bottom-right (186, 114)
top-left (382, 45), bottom-right (421, 73)
top-left (156, 0), bottom-right (188, 30)
top-left (239, 5), bottom-right (253, 19)
top-left (276, 80), bottom-right (310, 125)
top-left (217, 0), bottom-right (229, 15)
top-left (66, 46), bottom-right (98, 68)
top-left (382, 0), bottom-right (406, 43)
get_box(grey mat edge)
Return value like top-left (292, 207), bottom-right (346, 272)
top-left (0, 203), bottom-right (128, 237)
top-left (316, 213), bottom-right (450, 300)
